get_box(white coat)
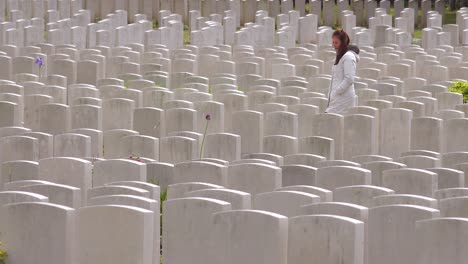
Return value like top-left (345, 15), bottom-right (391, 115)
top-left (325, 50), bottom-right (359, 115)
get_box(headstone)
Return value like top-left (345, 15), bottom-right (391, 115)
top-left (103, 98), bottom-right (135, 131)
top-left (298, 136), bottom-right (335, 160)
top-left (93, 159), bottom-right (146, 187)
top-left (369, 205), bottom-right (440, 264)
top-left (53, 133), bottom-right (91, 157)
top-left (227, 163), bottom-right (281, 195)
top-left (3, 202), bottom-right (75, 264)
top-left (232, 110), bottom-right (263, 155)
top-left (0, 136), bottom-right (38, 162)
top-left (159, 136), bottom-right (198, 163)
top-left (119, 135), bottom-right (159, 160)
top-left (311, 114), bottom-right (344, 160)
top-left (383, 168), bottom-right (438, 197)
top-left (373, 194), bottom-right (438, 209)
top-left (254, 190), bottom-right (320, 216)
top-left (380, 108), bottom-right (412, 159)
top-left (19, 183), bottom-right (81, 208)
top-left (88, 185), bottom-right (150, 199)
top-left (288, 215), bottom-right (364, 264)
top-left (444, 119), bottom-right (468, 153)
top-left (416, 218), bottom-right (468, 264)
top-left (343, 114), bottom-right (377, 160)
top-left (163, 197), bottom-right (231, 264)
top-left (316, 166), bottom-right (372, 190)
top-left (77, 205), bottom-right (154, 264)
top-left (334, 185), bottom-right (395, 207)
top-left (212, 210), bottom-right (288, 264)
top-left (173, 161), bottom-right (228, 186)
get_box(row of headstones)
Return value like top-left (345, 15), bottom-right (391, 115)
top-left (0, 6), bottom-right (352, 51)
top-left (0, 47), bottom-right (462, 92)
top-left (0, 5), bottom-right (322, 51)
top-left (1, 89), bottom-right (465, 156)
top-left (357, 47), bottom-right (468, 79)
top-left (8, 86), bottom-right (465, 130)
top-left (3, 153), bottom-right (468, 193)
top-left (2, 1), bottom-right (467, 54)
top-left (0, 32), bottom-right (467, 86)
top-left (3, 152), bottom-right (468, 212)
top-left (0, 48), bottom-right (468, 154)
top-left (0, 44), bottom-right (468, 160)
top-left (7, 175), bottom-right (468, 223)
top-left (0, 10), bottom-right (403, 55)
top-left (0, 61), bottom-right (465, 110)
top-left (369, 11), bottom-right (455, 49)
top-left (78, 0), bottom-right (445, 28)
top-left (0, 43), bottom-right (337, 83)
top-left (0, 8), bottom-right (174, 50)
top-left (162, 188), bottom-right (468, 264)
top-left (146, 6), bottom-right (468, 49)
top-left (189, 8), bottom-right (384, 49)
top-left (188, 8), bottom-right (363, 48)
top-left (0, 1), bottom-right (458, 50)
top-left (4, 68), bottom-right (468, 119)
top-left (1, 77), bottom-right (468, 154)
top-left (456, 7), bottom-right (468, 38)
top-left (2, 176), bottom-right (468, 264)
top-left (424, 17), bottom-right (468, 49)
top-left (2, 36), bottom-right (467, 86)
top-left (0, 45), bottom-right (335, 83)
top-left (0, 49), bottom-right (449, 87)
top-left (0, 64), bottom-right (464, 104)
top-left (193, 6), bottom-right (459, 49)
top-left (1, 103), bottom-right (468, 160)
top-left (2, 143), bottom-right (467, 197)
top-left (1, 43), bottom-right (467, 99)
top-left (0, 2), bottom-right (468, 264)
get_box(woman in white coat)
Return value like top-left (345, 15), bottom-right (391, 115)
top-left (325, 30), bottom-right (360, 115)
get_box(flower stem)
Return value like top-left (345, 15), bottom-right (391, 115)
top-left (199, 120), bottom-right (209, 160)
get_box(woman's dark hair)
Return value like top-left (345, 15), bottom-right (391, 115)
top-left (332, 30), bottom-right (350, 65)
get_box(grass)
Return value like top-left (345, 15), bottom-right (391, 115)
top-left (0, 242), bottom-right (7, 264)
top-left (449, 81), bottom-right (468, 102)
top-left (444, 8), bottom-right (457, 24)
top-left (413, 29), bottom-right (422, 39)
top-left (183, 25), bottom-right (190, 44)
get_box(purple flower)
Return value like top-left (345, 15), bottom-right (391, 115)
top-left (35, 56), bottom-right (44, 68)
top-left (205, 114), bottom-right (211, 121)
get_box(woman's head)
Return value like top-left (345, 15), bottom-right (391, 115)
top-left (332, 29), bottom-right (350, 50)
top-left (332, 30), bottom-right (351, 65)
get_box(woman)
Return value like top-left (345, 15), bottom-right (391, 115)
top-left (325, 30), bottom-right (360, 115)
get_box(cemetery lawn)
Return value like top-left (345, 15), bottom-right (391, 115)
top-left (444, 8), bottom-right (457, 24)
top-left (184, 25), bottom-right (190, 44)
top-left (413, 29), bottom-right (422, 39)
